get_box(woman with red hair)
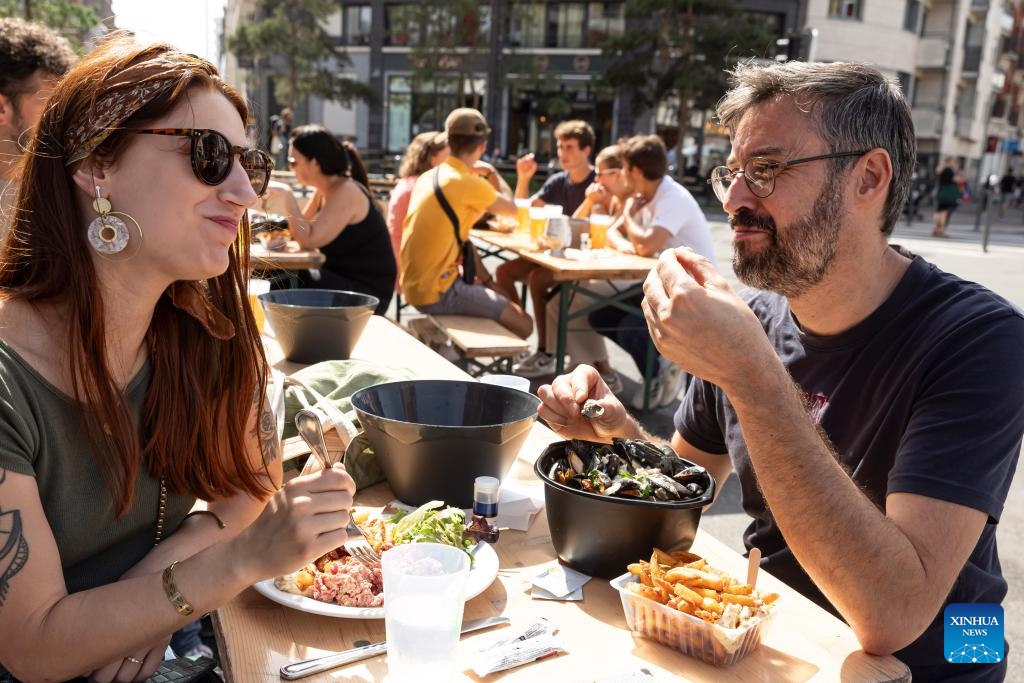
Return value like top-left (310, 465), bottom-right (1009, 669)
top-left (0, 36), bottom-right (355, 682)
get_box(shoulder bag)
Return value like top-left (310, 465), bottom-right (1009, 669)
top-left (432, 169), bottom-right (476, 284)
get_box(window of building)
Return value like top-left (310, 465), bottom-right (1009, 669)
top-left (896, 71), bottom-right (914, 102)
top-left (386, 4), bottom-right (421, 46)
top-left (829, 0), bottom-right (863, 19)
top-left (425, 5), bottom-right (491, 46)
top-left (903, 1), bottom-right (922, 33)
top-left (548, 3), bottom-right (585, 48)
top-left (586, 2), bottom-right (624, 47)
top-left (508, 3), bottom-right (546, 48)
top-left (343, 5), bottom-right (372, 46)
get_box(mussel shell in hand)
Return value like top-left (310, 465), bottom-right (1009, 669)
top-left (581, 399), bottom-right (605, 419)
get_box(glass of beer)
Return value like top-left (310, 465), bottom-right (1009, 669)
top-left (514, 198), bottom-right (531, 234)
top-left (529, 206), bottom-right (547, 242)
top-left (248, 279), bottom-right (270, 334)
top-left (589, 213), bottom-right (612, 249)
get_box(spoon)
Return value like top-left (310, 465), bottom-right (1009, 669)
top-left (294, 409), bottom-right (332, 469)
top-left (747, 547), bottom-right (761, 589)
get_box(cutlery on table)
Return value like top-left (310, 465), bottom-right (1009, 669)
top-left (279, 615), bottom-right (510, 680)
top-left (294, 408), bottom-right (332, 469)
top-left (343, 518), bottom-right (382, 567)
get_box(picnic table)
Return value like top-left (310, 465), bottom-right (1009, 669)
top-left (211, 316), bottom-right (910, 682)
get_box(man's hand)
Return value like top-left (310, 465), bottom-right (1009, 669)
top-left (642, 248), bottom-right (776, 392)
top-left (537, 365), bottom-right (642, 442)
top-left (516, 153), bottom-right (538, 180)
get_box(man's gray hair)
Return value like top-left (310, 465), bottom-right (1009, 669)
top-left (717, 61), bottom-right (915, 235)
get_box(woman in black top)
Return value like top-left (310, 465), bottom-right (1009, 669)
top-left (266, 125), bottom-right (396, 313)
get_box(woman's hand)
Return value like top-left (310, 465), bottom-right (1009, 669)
top-left (233, 465), bottom-right (356, 580)
top-left (87, 640), bottom-right (166, 683)
top-left (537, 365), bottom-right (642, 443)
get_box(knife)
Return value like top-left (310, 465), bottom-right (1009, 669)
top-left (279, 615), bottom-right (510, 680)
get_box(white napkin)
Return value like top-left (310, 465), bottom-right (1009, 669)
top-left (493, 480), bottom-right (544, 531)
top-left (529, 563), bottom-right (591, 601)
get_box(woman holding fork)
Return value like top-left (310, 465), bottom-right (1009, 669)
top-left (0, 36), bottom-right (356, 682)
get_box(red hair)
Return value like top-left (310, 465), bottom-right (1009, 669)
top-left (0, 36), bottom-right (272, 515)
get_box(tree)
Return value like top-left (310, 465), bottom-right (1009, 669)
top-left (0, 0), bottom-right (101, 51)
top-left (600, 0), bottom-right (776, 174)
top-left (227, 0), bottom-right (377, 112)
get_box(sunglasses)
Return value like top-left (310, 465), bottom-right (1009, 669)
top-left (129, 128), bottom-right (273, 196)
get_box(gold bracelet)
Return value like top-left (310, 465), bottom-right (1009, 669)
top-left (182, 510), bottom-right (227, 530)
top-left (162, 561), bottom-right (195, 617)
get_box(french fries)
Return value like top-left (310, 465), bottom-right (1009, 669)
top-left (625, 549), bottom-right (779, 627)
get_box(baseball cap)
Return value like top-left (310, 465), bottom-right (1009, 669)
top-left (445, 108), bottom-right (491, 137)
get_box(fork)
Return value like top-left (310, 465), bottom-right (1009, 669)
top-left (343, 518), bottom-right (381, 567)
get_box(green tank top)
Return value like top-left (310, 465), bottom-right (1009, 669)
top-left (0, 340), bottom-right (194, 594)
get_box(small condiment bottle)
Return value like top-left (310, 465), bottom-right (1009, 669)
top-left (473, 476), bottom-right (500, 519)
top-left (466, 476), bottom-right (500, 543)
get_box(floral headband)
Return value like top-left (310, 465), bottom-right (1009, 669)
top-left (64, 54), bottom-right (215, 165)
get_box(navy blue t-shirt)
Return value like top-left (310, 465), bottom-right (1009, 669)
top-left (675, 247), bottom-right (1023, 682)
top-left (536, 169), bottom-right (596, 215)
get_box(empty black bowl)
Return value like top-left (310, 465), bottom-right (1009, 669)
top-left (535, 440), bottom-right (715, 578)
top-left (351, 380), bottom-right (541, 508)
top-left (259, 289), bottom-right (378, 363)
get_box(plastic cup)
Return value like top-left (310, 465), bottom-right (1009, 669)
top-left (529, 206), bottom-right (547, 241)
top-left (479, 374), bottom-right (531, 393)
top-left (384, 543), bottom-right (471, 683)
top-left (514, 198), bottom-right (532, 234)
top-left (589, 213), bottom-right (612, 249)
top-left (247, 279), bottom-right (271, 333)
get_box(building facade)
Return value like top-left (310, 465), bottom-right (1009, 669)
top-left (223, 0), bottom-right (799, 165)
top-left (805, 0), bottom-right (1022, 186)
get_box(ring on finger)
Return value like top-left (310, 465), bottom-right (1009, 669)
top-left (126, 656), bottom-right (144, 665)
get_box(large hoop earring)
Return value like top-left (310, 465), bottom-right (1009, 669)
top-left (87, 186), bottom-right (142, 258)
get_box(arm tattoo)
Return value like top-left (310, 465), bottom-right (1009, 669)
top-left (252, 402), bottom-right (281, 465)
top-left (0, 470), bottom-right (29, 606)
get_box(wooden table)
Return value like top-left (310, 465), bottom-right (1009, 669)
top-left (213, 316), bottom-right (909, 682)
top-left (251, 243), bottom-right (326, 272)
top-left (470, 230), bottom-right (661, 408)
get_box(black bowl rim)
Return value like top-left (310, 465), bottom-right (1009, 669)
top-left (534, 439), bottom-right (716, 509)
top-left (351, 379), bottom-right (541, 430)
top-left (258, 288), bottom-right (380, 310)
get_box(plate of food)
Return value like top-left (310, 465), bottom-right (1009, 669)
top-left (253, 502), bottom-right (500, 619)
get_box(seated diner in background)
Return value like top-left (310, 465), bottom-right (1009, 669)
top-left (580, 134), bottom-right (716, 409)
top-left (400, 108), bottom-right (533, 339)
top-left (538, 60), bottom-right (1023, 682)
top-left (385, 130), bottom-right (449, 291)
top-left (515, 144), bottom-right (631, 392)
top-left (265, 125), bottom-right (395, 315)
top-left (497, 120), bottom-right (596, 372)
top-left (0, 37), bottom-right (357, 681)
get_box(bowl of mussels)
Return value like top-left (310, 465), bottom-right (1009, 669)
top-left (535, 438), bottom-right (715, 578)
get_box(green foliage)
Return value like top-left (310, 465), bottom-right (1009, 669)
top-left (227, 0), bottom-right (377, 110)
top-left (0, 0), bottom-right (100, 52)
top-left (601, 0), bottom-right (776, 116)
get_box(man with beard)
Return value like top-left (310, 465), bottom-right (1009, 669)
top-left (537, 61), bottom-right (1023, 682)
top-left (0, 18), bottom-right (74, 237)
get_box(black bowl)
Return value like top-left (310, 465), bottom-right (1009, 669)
top-left (351, 380), bottom-right (541, 508)
top-left (535, 440), bottom-right (715, 578)
top-left (259, 289), bottom-right (378, 363)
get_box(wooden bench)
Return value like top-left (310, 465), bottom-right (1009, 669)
top-left (427, 314), bottom-right (529, 376)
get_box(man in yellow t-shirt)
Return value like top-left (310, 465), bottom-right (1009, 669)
top-left (400, 108), bottom-right (533, 338)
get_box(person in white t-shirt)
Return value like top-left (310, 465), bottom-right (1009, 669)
top-left (583, 135), bottom-right (716, 409)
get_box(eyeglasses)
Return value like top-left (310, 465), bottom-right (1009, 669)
top-left (707, 151), bottom-right (869, 203)
top-left (129, 128), bottom-right (273, 196)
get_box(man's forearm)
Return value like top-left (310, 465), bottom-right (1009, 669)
top-left (725, 362), bottom-right (941, 651)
